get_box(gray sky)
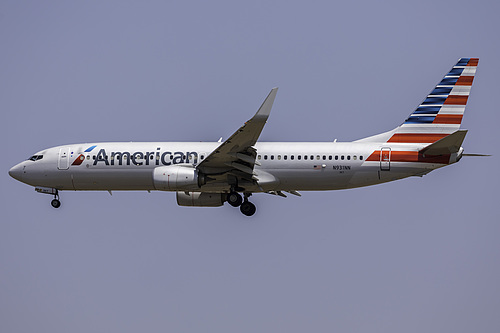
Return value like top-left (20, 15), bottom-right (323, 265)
top-left (2, 1), bottom-right (499, 332)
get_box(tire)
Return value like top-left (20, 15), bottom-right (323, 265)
top-left (51, 199), bottom-right (61, 208)
top-left (240, 201), bottom-right (256, 216)
top-left (227, 192), bottom-right (243, 207)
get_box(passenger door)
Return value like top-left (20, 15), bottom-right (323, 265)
top-left (380, 147), bottom-right (391, 171)
top-left (58, 147), bottom-right (70, 170)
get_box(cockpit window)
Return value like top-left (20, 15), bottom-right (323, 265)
top-left (28, 155), bottom-right (44, 161)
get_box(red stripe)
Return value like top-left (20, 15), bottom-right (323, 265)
top-left (367, 151), bottom-right (450, 164)
top-left (467, 58), bottom-right (479, 66)
top-left (71, 154), bottom-right (85, 166)
top-left (433, 114), bottom-right (463, 124)
top-left (455, 76), bottom-right (474, 86)
top-left (387, 133), bottom-right (447, 143)
top-left (444, 95), bottom-right (468, 105)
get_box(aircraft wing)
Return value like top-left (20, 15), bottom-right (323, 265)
top-left (197, 88), bottom-right (278, 179)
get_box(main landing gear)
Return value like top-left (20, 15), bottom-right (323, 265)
top-left (240, 200), bottom-right (256, 216)
top-left (226, 191), bottom-right (256, 216)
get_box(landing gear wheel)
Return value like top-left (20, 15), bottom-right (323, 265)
top-left (227, 192), bottom-right (243, 207)
top-left (51, 199), bottom-right (61, 208)
top-left (240, 201), bottom-right (256, 216)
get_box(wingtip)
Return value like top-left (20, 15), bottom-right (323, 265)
top-left (253, 87), bottom-right (278, 118)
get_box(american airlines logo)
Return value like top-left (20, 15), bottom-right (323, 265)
top-left (72, 146), bottom-right (199, 167)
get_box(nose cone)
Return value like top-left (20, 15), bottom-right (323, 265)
top-left (9, 163), bottom-right (24, 182)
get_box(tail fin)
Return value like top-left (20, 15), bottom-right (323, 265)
top-left (357, 58), bottom-right (478, 144)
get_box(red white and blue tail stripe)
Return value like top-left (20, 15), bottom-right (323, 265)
top-left (389, 58), bottom-right (478, 144)
top-left (357, 58), bottom-right (478, 145)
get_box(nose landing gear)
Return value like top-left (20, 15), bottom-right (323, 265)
top-left (35, 187), bottom-right (61, 208)
top-left (51, 195), bottom-right (61, 208)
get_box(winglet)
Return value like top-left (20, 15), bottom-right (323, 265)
top-left (254, 87), bottom-right (278, 120)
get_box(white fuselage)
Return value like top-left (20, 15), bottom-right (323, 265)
top-left (9, 141), bottom-right (456, 193)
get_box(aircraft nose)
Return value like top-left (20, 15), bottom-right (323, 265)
top-left (9, 163), bottom-right (24, 181)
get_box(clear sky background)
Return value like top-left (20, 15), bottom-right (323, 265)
top-left (1, 1), bottom-right (499, 332)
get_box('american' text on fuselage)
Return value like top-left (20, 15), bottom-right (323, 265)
top-left (92, 148), bottom-right (199, 166)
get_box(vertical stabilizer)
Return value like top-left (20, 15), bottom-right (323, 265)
top-left (357, 58), bottom-right (478, 143)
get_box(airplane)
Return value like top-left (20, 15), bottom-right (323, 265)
top-left (9, 58), bottom-right (482, 216)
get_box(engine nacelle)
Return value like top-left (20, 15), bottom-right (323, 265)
top-left (176, 192), bottom-right (225, 207)
top-left (153, 165), bottom-right (205, 191)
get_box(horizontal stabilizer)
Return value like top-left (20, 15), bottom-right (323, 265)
top-left (420, 130), bottom-right (467, 156)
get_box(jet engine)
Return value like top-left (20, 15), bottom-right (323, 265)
top-left (153, 165), bottom-right (206, 191)
top-left (176, 191), bottom-right (225, 207)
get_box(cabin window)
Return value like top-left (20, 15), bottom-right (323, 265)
top-left (201, 155), bottom-right (205, 160)
top-left (264, 155), bottom-right (268, 160)
top-left (291, 155), bottom-right (294, 160)
top-left (353, 155), bottom-right (357, 160)
top-left (258, 155), bottom-right (261, 160)
top-left (360, 155), bottom-right (364, 160)
top-left (278, 155), bottom-right (281, 160)
top-left (311, 155), bottom-right (314, 160)
top-left (329, 155), bottom-right (332, 160)
top-left (347, 155), bottom-right (351, 160)
top-left (298, 155), bottom-right (301, 160)
top-left (341, 155), bottom-right (344, 160)
top-left (335, 155), bottom-right (338, 160)
top-left (284, 155), bottom-right (287, 160)
top-left (271, 155), bottom-right (274, 160)
top-left (87, 155), bottom-right (90, 160)
top-left (304, 155), bottom-right (307, 160)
